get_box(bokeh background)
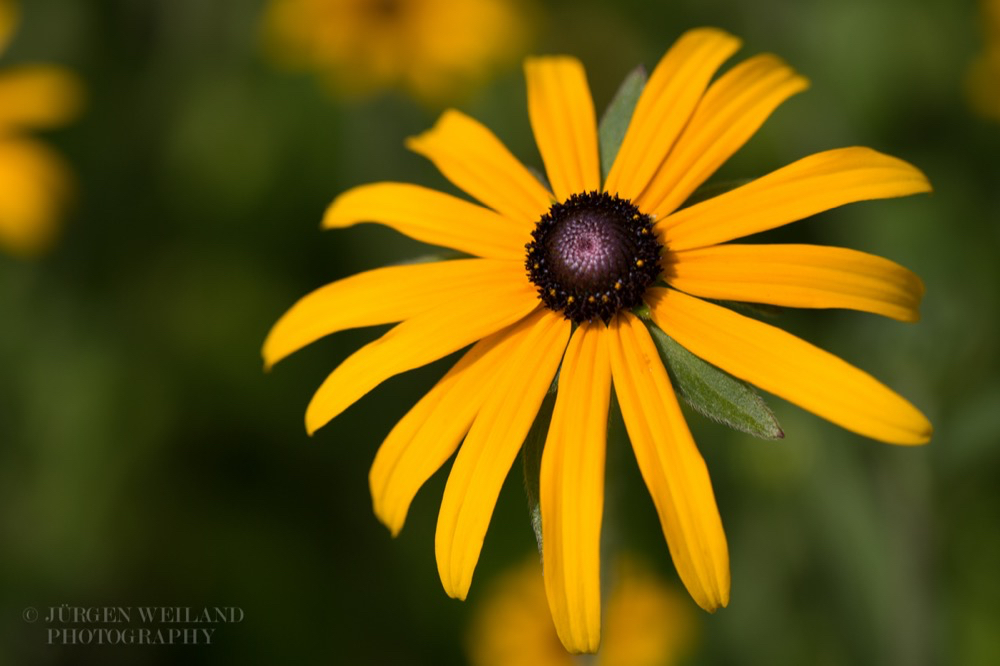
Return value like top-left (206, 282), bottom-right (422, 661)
top-left (1, 0), bottom-right (997, 664)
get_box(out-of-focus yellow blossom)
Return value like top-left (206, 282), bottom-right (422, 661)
top-left (0, 0), bottom-right (83, 257)
top-left (467, 557), bottom-right (698, 666)
top-left (968, 0), bottom-right (1000, 119)
top-left (261, 0), bottom-right (533, 102)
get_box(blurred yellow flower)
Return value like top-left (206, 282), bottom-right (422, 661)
top-left (261, 0), bottom-right (532, 102)
top-left (265, 27), bottom-right (931, 654)
top-left (968, 0), bottom-right (1000, 119)
top-left (467, 556), bottom-right (698, 666)
top-left (0, 0), bottom-right (82, 257)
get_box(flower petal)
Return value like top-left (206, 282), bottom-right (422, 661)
top-left (604, 28), bottom-right (741, 200)
top-left (263, 258), bottom-right (523, 369)
top-left (369, 325), bottom-right (519, 536)
top-left (0, 136), bottom-right (71, 256)
top-left (435, 309), bottom-right (570, 600)
top-left (660, 147), bottom-right (932, 251)
top-left (322, 182), bottom-right (529, 259)
top-left (666, 244), bottom-right (924, 322)
top-left (525, 56), bottom-right (600, 201)
top-left (0, 65), bottom-right (83, 131)
top-left (540, 321), bottom-right (610, 654)
top-left (304, 271), bottom-right (538, 434)
top-left (607, 312), bottom-right (730, 611)
top-left (636, 54), bottom-right (809, 218)
top-left (406, 109), bottom-right (554, 225)
top-left (648, 287), bottom-right (932, 444)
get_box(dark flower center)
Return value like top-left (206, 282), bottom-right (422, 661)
top-left (525, 191), bottom-right (662, 323)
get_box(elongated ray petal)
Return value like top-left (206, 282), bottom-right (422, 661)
top-left (661, 147), bottom-right (932, 251)
top-left (648, 287), bottom-right (932, 444)
top-left (637, 54), bottom-right (809, 218)
top-left (541, 322), bottom-right (610, 654)
top-left (304, 275), bottom-right (538, 434)
top-left (525, 56), bottom-right (600, 202)
top-left (323, 182), bottom-right (529, 259)
top-left (605, 28), bottom-right (741, 200)
top-left (370, 326), bottom-right (520, 535)
top-left (667, 244), bottom-right (924, 321)
top-left (263, 259), bottom-right (523, 368)
top-left (0, 65), bottom-right (83, 130)
top-left (406, 109), bottom-right (554, 225)
top-left (608, 313), bottom-right (730, 611)
top-left (436, 310), bottom-right (570, 599)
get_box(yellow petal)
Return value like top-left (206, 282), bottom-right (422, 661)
top-left (607, 312), bottom-right (730, 611)
top-left (263, 258), bottom-right (522, 369)
top-left (370, 325), bottom-right (520, 536)
top-left (636, 54), bottom-right (809, 218)
top-left (0, 136), bottom-right (71, 257)
top-left (540, 322), bottom-right (610, 654)
top-left (0, 0), bottom-right (17, 54)
top-left (406, 109), bottom-right (554, 225)
top-left (604, 28), bottom-right (741, 200)
top-left (648, 287), bottom-right (932, 444)
top-left (0, 65), bottom-right (84, 131)
top-left (661, 147), bottom-right (932, 251)
top-left (436, 309), bottom-right (570, 599)
top-left (525, 56), bottom-right (600, 201)
top-left (323, 182), bottom-right (529, 260)
top-left (304, 272), bottom-right (538, 434)
top-left (666, 244), bottom-right (924, 322)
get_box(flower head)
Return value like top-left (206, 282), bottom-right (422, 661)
top-left (0, 0), bottom-right (83, 257)
top-left (261, 0), bottom-right (532, 102)
top-left (265, 27), bottom-right (931, 653)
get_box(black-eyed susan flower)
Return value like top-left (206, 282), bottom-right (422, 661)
top-left (0, 0), bottom-right (82, 256)
top-left (264, 27), bottom-right (932, 653)
top-left (261, 0), bottom-right (532, 102)
top-left (467, 556), bottom-right (698, 666)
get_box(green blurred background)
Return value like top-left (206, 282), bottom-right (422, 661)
top-left (1, 0), bottom-right (997, 664)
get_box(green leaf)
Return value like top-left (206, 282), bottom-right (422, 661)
top-left (646, 322), bottom-right (784, 440)
top-left (521, 372), bottom-right (559, 554)
top-left (598, 65), bottom-right (647, 183)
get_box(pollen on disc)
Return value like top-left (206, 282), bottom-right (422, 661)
top-left (525, 191), bottom-right (662, 323)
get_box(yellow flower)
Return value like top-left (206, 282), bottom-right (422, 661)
top-left (264, 27), bottom-right (932, 653)
top-left (0, 0), bottom-right (82, 257)
top-left (261, 0), bottom-right (532, 102)
top-left (467, 556), bottom-right (698, 666)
